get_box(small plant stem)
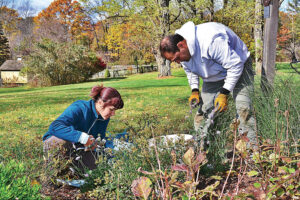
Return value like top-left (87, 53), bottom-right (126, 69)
top-left (253, 107), bottom-right (266, 184)
top-left (274, 107), bottom-right (280, 177)
top-left (219, 119), bottom-right (238, 199)
top-left (234, 158), bottom-right (248, 195)
top-left (117, 173), bottom-right (120, 200)
top-left (150, 126), bottom-right (165, 199)
top-left (286, 89), bottom-right (291, 156)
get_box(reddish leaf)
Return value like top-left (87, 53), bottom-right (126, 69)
top-left (172, 164), bottom-right (188, 172)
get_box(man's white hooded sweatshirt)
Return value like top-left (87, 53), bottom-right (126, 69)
top-left (175, 21), bottom-right (250, 92)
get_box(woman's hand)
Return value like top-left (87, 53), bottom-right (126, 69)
top-left (84, 135), bottom-right (97, 151)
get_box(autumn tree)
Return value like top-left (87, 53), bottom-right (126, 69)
top-left (214, 0), bottom-right (256, 56)
top-left (35, 0), bottom-right (93, 44)
top-left (0, 6), bottom-right (19, 36)
top-left (281, 0), bottom-right (300, 61)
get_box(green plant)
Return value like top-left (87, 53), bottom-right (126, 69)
top-left (132, 146), bottom-right (221, 199)
top-left (253, 78), bottom-right (299, 149)
top-left (0, 160), bottom-right (42, 199)
top-left (104, 69), bottom-right (111, 78)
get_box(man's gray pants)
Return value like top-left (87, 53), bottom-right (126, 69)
top-left (195, 57), bottom-right (256, 144)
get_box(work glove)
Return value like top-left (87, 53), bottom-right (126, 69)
top-left (84, 135), bottom-right (97, 151)
top-left (189, 90), bottom-right (200, 107)
top-left (214, 93), bottom-right (228, 112)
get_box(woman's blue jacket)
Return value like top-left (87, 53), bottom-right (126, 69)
top-left (43, 100), bottom-right (109, 143)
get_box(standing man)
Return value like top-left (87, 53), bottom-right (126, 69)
top-left (160, 21), bottom-right (256, 146)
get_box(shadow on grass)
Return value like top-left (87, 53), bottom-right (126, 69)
top-left (121, 84), bottom-right (186, 90)
top-left (87, 77), bottom-right (127, 82)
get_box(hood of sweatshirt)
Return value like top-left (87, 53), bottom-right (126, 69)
top-left (175, 21), bottom-right (196, 57)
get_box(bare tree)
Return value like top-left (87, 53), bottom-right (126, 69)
top-left (18, 0), bottom-right (35, 18)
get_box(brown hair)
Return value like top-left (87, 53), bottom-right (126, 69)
top-left (159, 34), bottom-right (185, 57)
top-left (90, 85), bottom-right (124, 109)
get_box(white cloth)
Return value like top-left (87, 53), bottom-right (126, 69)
top-left (175, 22), bottom-right (250, 92)
top-left (78, 132), bottom-right (89, 144)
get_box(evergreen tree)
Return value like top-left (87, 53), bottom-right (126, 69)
top-left (0, 22), bottom-right (10, 66)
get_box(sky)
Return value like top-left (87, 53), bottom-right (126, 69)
top-left (12, 0), bottom-right (55, 16)
top-left (10, 0), bottom-right (293, 16)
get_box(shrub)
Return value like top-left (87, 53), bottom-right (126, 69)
top-left (22, 39), bottom-right (106, 86)
top-left (0, 160), bottom-right (42, 200)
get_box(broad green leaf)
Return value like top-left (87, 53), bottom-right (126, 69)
top-left (247, 170), bottom-right (259, 177)
top-left (269, 177), bottom-right (280, 182)
top-left (287, 184), bottom-right (294, 190)
top-left (253, 182), bottom-right (261, 188)
top-left (210, 175), bottom-right (222, 180)
top-left (288, 168), bottom-right (295, 174)
top-left (276, 188), bottom-right (285, 197)
top-left (181, 195), bottom-right (188, 200)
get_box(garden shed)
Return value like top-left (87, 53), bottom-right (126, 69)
top-left (0, 59), bottom-right (27, 84)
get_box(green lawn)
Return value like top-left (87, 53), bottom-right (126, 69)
top-left (0, 64), bottom-right (299, 198)
top-left (0, 69), bottom-right (194, 172)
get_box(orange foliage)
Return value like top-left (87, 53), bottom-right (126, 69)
top-left (34, 0), bottom-right (93, 42)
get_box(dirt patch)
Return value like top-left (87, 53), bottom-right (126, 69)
top-left (41, 185), bottom-right (90, 200)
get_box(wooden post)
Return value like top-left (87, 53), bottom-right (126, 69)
top-left (261, 0), bottom-right (279, 92)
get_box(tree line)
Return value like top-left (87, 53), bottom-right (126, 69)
top-left (0, 0), bottom-right (299, 85)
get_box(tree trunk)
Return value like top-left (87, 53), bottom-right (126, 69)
top-left (261, 0), bottom-right (279, 92)
top-left (158, 0), bottom-right (171, 77)
top-left (223, 0), bottom-right (228, 8)
top-left (154, 46), bottom-right (171, 77)
top-left (254, 0), bottom-right (263, 75)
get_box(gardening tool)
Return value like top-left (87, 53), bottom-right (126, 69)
top-left (185, 96), bottom-right (203, 119)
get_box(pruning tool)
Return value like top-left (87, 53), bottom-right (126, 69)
top-left (189, 97), bottom-right (203, 115)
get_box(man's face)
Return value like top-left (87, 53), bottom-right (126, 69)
top-left (163, 40), bottom-right (191, 64)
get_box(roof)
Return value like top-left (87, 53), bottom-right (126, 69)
top-left (0, 60), bottom-right (24, 71)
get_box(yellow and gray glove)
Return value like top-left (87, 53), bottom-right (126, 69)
top-left (188, 90), bottom-right (200, 107)
top-left (214, 88), bottom-right (230, 112)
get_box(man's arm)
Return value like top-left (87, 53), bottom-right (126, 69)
top-left (208, 36), bottom-right (245, 92)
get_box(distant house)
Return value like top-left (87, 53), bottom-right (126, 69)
top-left (0, 59), bottom-right (27, 84)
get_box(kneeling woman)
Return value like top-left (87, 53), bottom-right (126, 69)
top-left (43, 85), bottom-right (124, 171)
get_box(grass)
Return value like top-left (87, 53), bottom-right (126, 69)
top-left (0, 69), bottom-right (194, 174)
top-left (0, 63), bottom-right (299, 198)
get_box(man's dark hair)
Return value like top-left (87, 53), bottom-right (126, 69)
top-left (159, 34), bottom-right (184, 56)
